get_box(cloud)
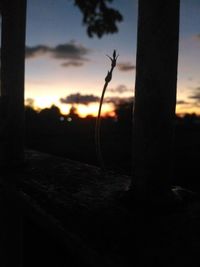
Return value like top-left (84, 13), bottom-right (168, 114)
top-left (60, 93), bottom-right (134, 106)
top-left (109, 84), bottom-right (133, 94)
top-left (176, 100), bottom-right (190, 105)
top-left (189, 87), bottom-right (200, 100)
top-left (189, 93), bottom-right (200, 100)
top-left (117, 62), bottom-right (135, 72)
top-left (51, 42), bottom-right (90, 60)
top-left (61, 61), bottom-right (84, 67)
top-left (60, 93), bottom-right (100, 105)
top-left (194, 34), bottom-right (200, 40)
top-left (26, 41), bottom-right (90, 67)
top-left (105, 96), bottom-right (134, 105)
top-left (26, 45), bottom-right (50, 59)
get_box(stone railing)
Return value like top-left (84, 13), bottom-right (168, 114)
top-left (0, 150), bottom-right (130, 267)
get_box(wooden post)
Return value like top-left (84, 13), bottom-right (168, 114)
top-left (0, 0), bottom-right (27, 164)
top-left (0, 188), bottom-right (24, 267)
top-left (132, 0), bottom-right (180, 203)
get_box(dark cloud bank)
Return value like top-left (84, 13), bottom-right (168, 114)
top-left (117, 62), bottom-right (135, 72)
top-left (109, 84), bottom-right (133, 94)
top-left (26, 41), bottom-right (90, 67)
top-left (60, 92), bottom-right (133, 106)
top-left (60, 93), bottom-right (99, 105)
top-left (189, 87), bottom-right (200, 101)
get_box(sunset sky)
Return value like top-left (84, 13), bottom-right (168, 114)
top-left (25, 0), bottom-right (200, 117)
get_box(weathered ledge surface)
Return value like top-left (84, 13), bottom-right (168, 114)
top-left (1, 150), bottom-right (131, 267)
top-left (1, 150), bottom-right (200, 267)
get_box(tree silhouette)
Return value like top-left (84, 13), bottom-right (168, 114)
top-left (115, 101), bottom-right (133, 125)
top-left (39, 105), bottom-right (61, 122)
top-left (73, 0), bottom-right (123, 37)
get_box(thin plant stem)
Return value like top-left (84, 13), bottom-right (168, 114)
top-left (95, 50), bottom-right (118, 172)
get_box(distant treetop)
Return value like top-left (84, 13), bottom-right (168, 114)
top-left (73, 0), bottom-right (123, 37)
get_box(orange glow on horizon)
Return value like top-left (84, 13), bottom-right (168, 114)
top-left (74, 103), bottom-right (115, 118)
top-left (176, 104), bottom-right (200, 116)
top-left (26, 97), bottom-right (200, 118)
top-left (26, 98), bottom-right (115, 118)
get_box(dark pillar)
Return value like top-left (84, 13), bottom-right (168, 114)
top-left (0, 0), bottom-right (27, 164)
top-left (0, 188), bottom-right (24, 267)
top-left (132, 0), bottom-right (180, 202)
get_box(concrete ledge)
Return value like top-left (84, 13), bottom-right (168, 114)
top-left (1, 150), bottom-right (200, 267)
top-left (0, 150), bottom-right (131, 267)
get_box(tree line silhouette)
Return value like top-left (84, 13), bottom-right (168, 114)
top-left (25, 102), bottom-right (200, 192)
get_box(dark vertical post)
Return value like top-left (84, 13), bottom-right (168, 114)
top-left (0, 1), bottom-right (27, 265)
top-left (1, 189), bottom-right (24, 267)
top-left (0, 0), bottom-right (27, 164)
top-left (132, 0), bottom-right (180, 203)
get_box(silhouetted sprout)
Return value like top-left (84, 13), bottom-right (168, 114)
top-left (95, 50), bottom-right (118, 172)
